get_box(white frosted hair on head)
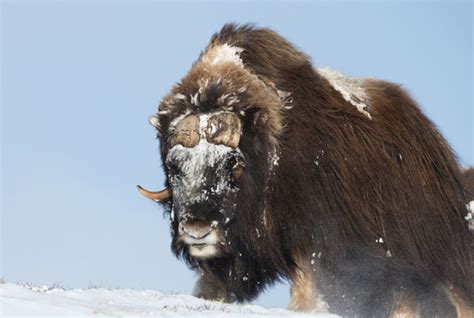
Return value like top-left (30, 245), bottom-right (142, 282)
top-left (201, 43), bottom-right (244, 68)
top-left (166, 112), bottom-right (242, 207)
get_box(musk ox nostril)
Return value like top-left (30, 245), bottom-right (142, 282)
top-left (182, 224), bottom-right (212, 240)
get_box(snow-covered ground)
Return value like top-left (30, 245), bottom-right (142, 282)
top-left (0, 283), bottom-right (338, 317)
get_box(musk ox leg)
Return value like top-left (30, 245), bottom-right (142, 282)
top-left (192, 272), bottom-right (230, 303)
top-left (288, 257), bottom-right (328, 313)
top-left (445, 286), bottom-right (473, 318)
top-left (389, 290), bottom-right (418, 318)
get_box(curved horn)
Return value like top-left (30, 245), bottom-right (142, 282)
top-left (171, 114), bottom-right (200, 148)
top-left (205, 112), bottom-right (241, 148)
top-left (137, 185), bottom-right (171, 202)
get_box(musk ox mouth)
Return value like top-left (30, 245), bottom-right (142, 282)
top-left (179, 226), bottom-right (225, 259)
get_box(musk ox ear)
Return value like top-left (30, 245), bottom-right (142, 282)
top-left (148, 115), bottom-right (160, 129)
top-left (251, 108), bottom-right (269, 128)
top-left (232, 164), bottom-right (245, 181)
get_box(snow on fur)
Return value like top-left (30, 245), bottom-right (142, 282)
top-left (466, 200), bottom-right (474, 230)
top-left (0, 283), bottom-right (339, 317)
top-left (318, 67), bottom-right (372, 119)
top-left (201, 44), bottom-right (245, 67)
top-left (167, 113), bottom-right (240, 205)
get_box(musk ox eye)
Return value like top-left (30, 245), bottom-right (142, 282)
top-left (226, 155), bottom-right (245, 181)
top-left (225, 156), bottom-right (238, 170)
top-left (232, 164), bottom-right (244, 181)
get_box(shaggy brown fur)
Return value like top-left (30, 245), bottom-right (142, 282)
top-left (149, 24), bottom-right (473, 317)
top-left (462, 168), bottom-right (474, 195)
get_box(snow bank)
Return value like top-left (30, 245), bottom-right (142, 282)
top-left (0, 283), bottom-right (338, 317)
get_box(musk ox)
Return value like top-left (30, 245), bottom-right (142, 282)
top-left (138, 24), bottom-right (473, 317)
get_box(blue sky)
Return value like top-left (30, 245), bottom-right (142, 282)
top-left (1, 0), bottom-right (472, 308)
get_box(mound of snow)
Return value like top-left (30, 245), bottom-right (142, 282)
top-left (0, 283), bottom-right (338, 317)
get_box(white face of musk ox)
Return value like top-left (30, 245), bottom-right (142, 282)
top-left (140, 111), bottom-right (245, 259)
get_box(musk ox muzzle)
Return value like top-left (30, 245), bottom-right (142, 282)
top-left (178, 214), bottom-right (227, 259)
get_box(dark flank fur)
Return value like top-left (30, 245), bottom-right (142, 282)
top-left (152, 24), bottom-right (473, 317)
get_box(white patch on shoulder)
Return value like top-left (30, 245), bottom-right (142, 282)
top-left (201, 44), bottom-right (244, 68)
top-left (318, 67), bottom-right (372, 119)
